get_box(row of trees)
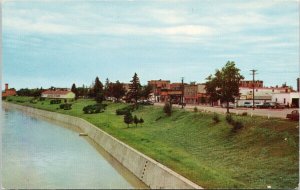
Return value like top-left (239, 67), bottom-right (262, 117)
top-left (17, 88), bottom-right (44, 97)
top-left (71, 73), bottom-right (153, 104)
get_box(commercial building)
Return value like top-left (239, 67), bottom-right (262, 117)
top-left (239, 80), bottom-right (263, 88)
top-left (272, 92), bottom-right (300, 108)
top-left (148, 80), bottom-right (170, 102)
top-left (2, 84), bottom-right (16, 97)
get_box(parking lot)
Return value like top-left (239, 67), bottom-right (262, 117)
top-left (154, 103), bottom-right (298, 119)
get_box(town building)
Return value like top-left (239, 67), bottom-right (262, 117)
top-left (184, 83), bottom-right (198, 104)
top-left (41, 90), bottom-right (75, 100)
top-left (148, 80), bottom-right (170, 102)
top-left (272, 92), bottom-right (300, 108)
top-left (237, 86), bottom-right (294, 106)
top-left (239, 80), bottom-right (263, 88)
top-left (2, 83), bottom-right (16, 97)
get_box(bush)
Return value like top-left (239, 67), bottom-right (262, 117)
top-left (60, 103), bottom-right (72, 110)
top-left (2, 96), bottom-right (7, 100)
top-left (39, 97), bottom-right (46, 101)
top-left (194, 107), bottom-right (198, 112)
top-left (124, 112), bottom-right (133, 127)
top-left (7, 98), bottom-right (12, 102)
top-left (133, 115), bottom-right (139, 127)
top-left (163, 102), bottom-right (172, 116)
top-left (232, 121), bottom-right (244, 132)
top-left (16, 100), bottom-right (25, 103)
top-left (116, 105), bottom-right (135, 115)
top-left (50, 99), bottom-right (61, 104)
top-left (226, 114), bottom-right (233, 124)
top-left (139, 118), bottom-right (144, 125)
top-left (242, 112), bottom-right (248, 116)
top-left (212, 113), bottom-right (220, 123)
top-left (83, 103), bottom-right (106, 114)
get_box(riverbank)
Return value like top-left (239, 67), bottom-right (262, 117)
top-left (3, 96), bottom-right (299, 189)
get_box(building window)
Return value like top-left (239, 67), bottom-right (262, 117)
top-left (275, 98), bottom-right (277, 102)
top-left (256, 89), bottom-right (258, 92)
top-left (284, 98), bottom-right (286, 104)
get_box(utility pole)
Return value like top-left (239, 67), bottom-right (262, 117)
top-left (181, 77), bottom-right (184, 109)
top-left (250, 69), bottom-right (258, 110)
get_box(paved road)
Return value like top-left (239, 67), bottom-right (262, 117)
top-left (154, 103), bottom-right (298, 119)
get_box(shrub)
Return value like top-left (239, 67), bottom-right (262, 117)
top-left (226, 114), bottom-right (233, 124)
top-left (124, 112), bottom-right (133, 127)
top-left (139, 118), bottom-right (144, 125)
top-left (212, 113), bottom-right (220, 123)
top-left (194, 107), bottom-right (198, 112)
top-left (60, 103), bottom-right (72, 110)
top-left (16, 100), bottom-right (25, 103)
top-left (7, 98), bottom-right (12, 102)
top-left (83, 103), bottom-right (106, 114)
top-left (39, 97), bottom-right (46, 101)
top-left (242, 112), bottom-right (248, 116)
top-left (133, 115), bottom-right (139, 127)
top-left (163, 102), bottom-right (172, 116)
top-left (232, 121), bottom-right (244, 132)
top-left (50, 99), bottom-right (61, 104)
top-left (116, 105), bottom-right (135, 115)
top-left (2, 96), bottom-right (7, 100)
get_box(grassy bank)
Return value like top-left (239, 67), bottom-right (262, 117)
top-left (4, 96), bottom-right (299, 189)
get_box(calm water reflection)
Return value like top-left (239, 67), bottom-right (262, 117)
top-left (1, 108), bottom-right (146, 189)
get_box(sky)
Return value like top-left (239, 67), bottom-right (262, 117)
top-left (2, 0), bottom-right (299, 90)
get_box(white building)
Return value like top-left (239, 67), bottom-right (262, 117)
top-left (41, 90), bottom-right (75, 99)
top-left (272, 92), bottom-right (300, 107)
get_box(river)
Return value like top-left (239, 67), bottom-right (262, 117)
top-left (1, 108), bottom-right (146, 189)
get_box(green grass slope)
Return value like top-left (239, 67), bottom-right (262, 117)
top-left (4, 96), bottom-right (299, 189)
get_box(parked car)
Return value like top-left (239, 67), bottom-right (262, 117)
top-left (286, 110), bottom-right (299, 121)
top-left (243, 102), bottom-right (253, 108)
top-left (256, 102), bottom-right (276, 109)
top-left (274, 103), bottom-right (285, 109)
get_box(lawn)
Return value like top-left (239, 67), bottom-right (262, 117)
top-left (4, 96), bottom-right (299, 189)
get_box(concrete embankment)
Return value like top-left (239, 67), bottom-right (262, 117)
top-left (2, 102), bottom-right (202, 189)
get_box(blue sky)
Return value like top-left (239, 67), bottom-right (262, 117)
top-left (2, 0), bottom-right (299, 90)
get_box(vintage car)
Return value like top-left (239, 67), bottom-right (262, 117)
top-left (286, 110), bottom-right (299, 121)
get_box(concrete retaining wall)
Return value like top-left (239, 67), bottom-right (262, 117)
top-left (2, 102), bottom-right (202, 189)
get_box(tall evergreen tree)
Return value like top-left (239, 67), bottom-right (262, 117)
top-left (127, 73), bottom-right (141, 104)
top-left (94, 77), bottom-right (103, 95)
top-left (71, 83), bottom-right (78, 99)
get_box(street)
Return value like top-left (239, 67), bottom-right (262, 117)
top-left (154, 103), bottom-right (297, 119)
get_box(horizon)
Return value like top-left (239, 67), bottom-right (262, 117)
top-left (2, 0), bottom-right (299, 90)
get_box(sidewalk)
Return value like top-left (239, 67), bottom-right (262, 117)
top-left (154, 102), bottom-right (296, 119)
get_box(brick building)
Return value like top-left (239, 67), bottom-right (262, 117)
top-left (240, 80), bottom-right (263, 88)
top-left (148, 80), bottom-right (170, 102)
top-left (2, 83), bottom-right (16, 97)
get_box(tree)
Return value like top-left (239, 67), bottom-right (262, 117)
top-left (104, 78), bottom-right (111, 98)
top-left (133, 115), bottom-right (139, 127)
top-left (163, 102), bottom-right (172, 116)
top-left (139, 117), bottom-right (144, 126)
top-left (95, 93), bottom-right (104, 103)
top-left (71, 83), bottom-right (78, 99)
top-left (112, 80), bottom-right (126, 102)
top-left (92, 77), bottom-right (103, 97)
top-left (127, 73), bottom-right (141, 105)
top-left (205, 61), bottom-right (244, 113)
top-left (124, 112), bottom-right (133, 127)
top-left (205, 74), bottom-right (219, 107)
top-left (141, 84), bottom-right (153, 100)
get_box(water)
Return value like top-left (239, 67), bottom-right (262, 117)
top-left (1, 108), bottom-right (146, 189)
